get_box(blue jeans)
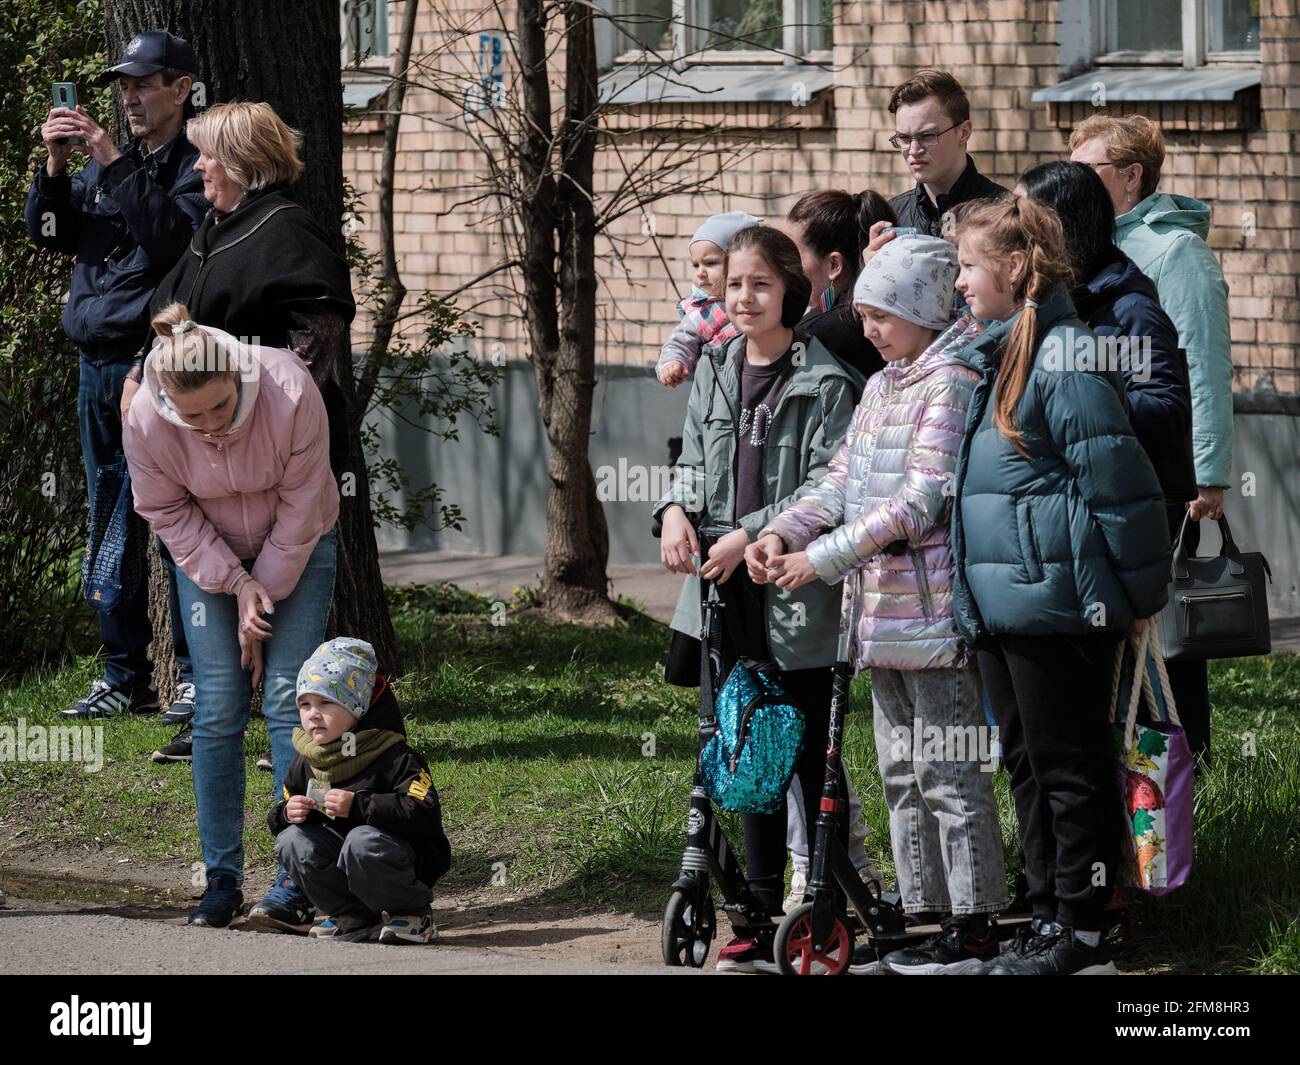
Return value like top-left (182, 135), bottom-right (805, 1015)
top-left (78, 356), bottom-right (192, 689)
top-left (176, 527), bottom-right (337, 884)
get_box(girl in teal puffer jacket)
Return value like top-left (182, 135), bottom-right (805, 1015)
top-left (949, 196), bottom-right (1171, 976)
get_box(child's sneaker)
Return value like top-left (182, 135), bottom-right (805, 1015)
top-left (309, 914), bottom-right (378, 941)
top-left (986, 925), bottom-right (1116, 975)
top-left (886, 914), bottom-right (999, 975)
top-left (187, 874), bottom-right (243, 928)
top-left (246, 872), bottom-right (314, 933)
top-left (782, 867), bottom-right (808, 913)
top-left (255, 754), bottom-right (272, 772)
top-left (714, 933), bottom-right (779, 974)
top-left (379, 912), bottom-right (437, 945)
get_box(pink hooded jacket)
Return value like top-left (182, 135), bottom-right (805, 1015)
top-left (122, 328), bottom-right (340, 603)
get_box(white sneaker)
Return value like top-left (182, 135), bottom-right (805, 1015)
top-left (783, 867), bottom-right (809, 914)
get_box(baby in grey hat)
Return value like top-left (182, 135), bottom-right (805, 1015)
top-left (657, 210), bottom-right (761, 387)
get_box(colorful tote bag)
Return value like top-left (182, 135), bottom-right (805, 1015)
top-left (1109, 623), bottom-right (1195, 895)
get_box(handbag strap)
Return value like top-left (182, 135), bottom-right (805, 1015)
top-left (1173, 508), bottom-right (1246, 579)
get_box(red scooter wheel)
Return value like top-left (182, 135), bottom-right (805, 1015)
top-left (775, 902), bottom-right (853, 976)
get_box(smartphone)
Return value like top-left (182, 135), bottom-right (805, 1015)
top-left (51, 82), bottom-right (83, 144)
top-left (884, 226), bottom-right (920, 237)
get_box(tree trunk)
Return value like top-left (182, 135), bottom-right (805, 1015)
top-left (104, 0), bottom-right (399, 677)
top-left (516, 0), bottom-right (614, 623)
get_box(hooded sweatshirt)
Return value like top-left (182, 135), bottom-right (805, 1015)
top-left (122, 328), bottom-right (340, 602)
top-left (1115, 193), bottom-right (1233, 489)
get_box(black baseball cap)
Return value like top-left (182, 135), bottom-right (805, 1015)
top-left (99, 30), bottom-right (198, 83)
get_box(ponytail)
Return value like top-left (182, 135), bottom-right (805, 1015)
top-left (787, 188), bottom-right (896, 291)
top-left (150, 303), bottom-right (237, 394)
top-left (953, 196), bottom-right (1071, 457)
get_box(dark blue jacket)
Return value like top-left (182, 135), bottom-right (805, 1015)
top-left (1072, 254), bottom-right (1196, 503)
top-left (951, 286), bottom-right (1171, 642)
top-left (25, 133), bottom-right (206, 362)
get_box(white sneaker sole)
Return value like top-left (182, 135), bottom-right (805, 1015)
top-left (886, 955), bottom-right (992, 975)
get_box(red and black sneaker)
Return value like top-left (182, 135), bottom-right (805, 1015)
top-left (714, 933), bottom-right (780, 974)
top-left (886, 914), bottom-right (999, 975)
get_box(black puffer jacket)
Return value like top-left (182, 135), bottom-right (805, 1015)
top-left (1071, 254), bottom-right (1196, 503)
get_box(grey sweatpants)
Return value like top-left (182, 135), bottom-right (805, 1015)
top-left (870, 665), bottom-right (1008, 915)
top-left (276, 822), bottom-right (432, 919)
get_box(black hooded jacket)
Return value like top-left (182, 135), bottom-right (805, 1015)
top-left (147, 184), bottom-right (355, 350)
top-left (1071, 254), bottom-right (1196, 503)
top-left (268, 677), bottom-right (451, 886)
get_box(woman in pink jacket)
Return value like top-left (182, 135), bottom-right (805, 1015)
top-left (747, 235), bottom-right (1007, 975)
top-left (124, 301), bottom-right (339, 929)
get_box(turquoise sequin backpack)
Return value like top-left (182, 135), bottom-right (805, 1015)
top-left (700, 662), bottom-right (805, 814)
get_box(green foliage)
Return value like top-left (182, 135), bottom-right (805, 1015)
top-left (0, 0), bottom-right (110, 676)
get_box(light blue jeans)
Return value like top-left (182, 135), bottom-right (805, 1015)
top-left (870, 665), bottom-right (1008, 915)
top-left (176, 528), bottom-right (337, 884)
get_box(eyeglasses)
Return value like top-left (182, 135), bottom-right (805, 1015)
top-left (889, 123), bottom-right (959, 152)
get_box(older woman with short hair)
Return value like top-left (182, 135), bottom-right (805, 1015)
top-left (1070, 113), bottom-right (1232, 769)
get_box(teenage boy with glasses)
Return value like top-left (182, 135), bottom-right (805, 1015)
top-left (886, 70), bottom-right (1007, 237)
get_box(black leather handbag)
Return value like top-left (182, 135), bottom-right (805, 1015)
top-left (1157, 512), bottom-right (1272, 661)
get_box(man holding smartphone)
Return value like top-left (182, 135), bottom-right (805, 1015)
top-left (25, 31), bottom-right (206, 731)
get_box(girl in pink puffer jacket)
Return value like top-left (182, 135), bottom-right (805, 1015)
top-left (746, 234), bottom-right (1008, 974)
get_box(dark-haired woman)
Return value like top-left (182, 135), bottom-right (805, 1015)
top-left (786, 189), bottom-right (896, 382)
top-left (1017, 162), bottom-right (1195, 505)
top-left (653, 225), bottom-right (858, 972)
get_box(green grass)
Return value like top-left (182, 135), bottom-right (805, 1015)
top-left (1, 584), bottom-right (1297, 972)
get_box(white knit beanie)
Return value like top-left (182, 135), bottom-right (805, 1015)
top-left (852, 234), bottom-right (959, 331)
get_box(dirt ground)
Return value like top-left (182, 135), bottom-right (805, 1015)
top-left (0, 824), bottom-right (666, 968)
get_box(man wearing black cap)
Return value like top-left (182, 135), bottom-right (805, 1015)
top-left (25, 31), bottom-right (205, 727)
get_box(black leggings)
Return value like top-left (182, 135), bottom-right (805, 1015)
top-left (739, 665), bottom-right (849, 916)
top-left (976, 633), bottom-right (1123, 931)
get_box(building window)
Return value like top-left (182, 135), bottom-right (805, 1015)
top-left (1098, 0), bottom-right (1260, 66)
top-left (342, 0), bottom-right (390, 69)
top-left (614, 0), bottom-right (832, 63)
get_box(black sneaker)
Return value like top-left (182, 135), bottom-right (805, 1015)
top-left (887, 914), bottom-right (999, 975)
top-left (160, 681), bottom-right (196, 724)
top-left (987, 925), bottom-right (1117, 975)
top-left (187, 874), bottom-right (243, 928)
top-left (151, 725), bottom-right (193, 764)
top-left (61, 679), bottom-right (159, 719)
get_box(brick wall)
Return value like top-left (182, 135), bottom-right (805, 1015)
top-left (344, 0), bottom-right (1300, 391)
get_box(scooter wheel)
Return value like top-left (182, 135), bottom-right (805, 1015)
top-left (775, 902), bottom-right (853, 976)
top-left (661, 885), bottom-right (716, 967)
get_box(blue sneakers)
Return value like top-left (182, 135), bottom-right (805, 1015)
top-left (246, 871), bottom-right (315, 933)
top-left (187, 874), bottom-right (243, 928)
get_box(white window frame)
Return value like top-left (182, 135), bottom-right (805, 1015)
top-left (612, 0), bottom-right (832, 67)
top-left (1093, 0), bottom-right (1260, 69)
top-left (341, 0), bottom-right (390, 71)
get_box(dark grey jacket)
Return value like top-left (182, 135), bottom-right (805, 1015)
top-left (951, 286), bottom-right (1172, 641)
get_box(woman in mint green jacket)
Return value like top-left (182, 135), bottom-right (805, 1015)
top-left (1070, 114), bottom-right (1231, 767)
